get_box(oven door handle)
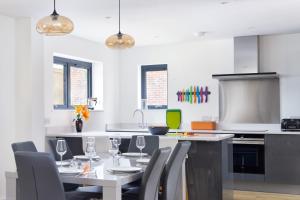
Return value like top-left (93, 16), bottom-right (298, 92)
top-left (232, 140), bottom-right (265, 145)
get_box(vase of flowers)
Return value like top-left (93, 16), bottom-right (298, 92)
top-left (75, 118), bottom-right (83, 132)
top-left (74, 105), bottom-right (90, 133)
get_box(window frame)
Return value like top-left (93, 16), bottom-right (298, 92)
top-left (53, 56), bottom-right (92, 110)
top-left (141, 64), bottom-right (168, 110)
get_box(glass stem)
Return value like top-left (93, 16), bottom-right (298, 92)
top-left (60, 155), bottom-right (63, 168)
top-left (90, 158), bottom-right (92, 170)
top-left (140, 149), bottom-right (142, 159)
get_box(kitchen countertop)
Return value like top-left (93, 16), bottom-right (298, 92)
top-left (46, 131), bottom-right (234, 142)
top-left (169, 129), bottom-right (300, 135)
top-left (106, 128), bottom-right (300, 135)
top-left (104, 123), bottom-right (300, 135)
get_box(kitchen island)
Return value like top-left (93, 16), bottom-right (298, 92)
top-left (46, 131), bottom-right (234, 200)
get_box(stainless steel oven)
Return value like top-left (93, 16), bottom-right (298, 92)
top-left (233, 134), bottom-right (265, 174)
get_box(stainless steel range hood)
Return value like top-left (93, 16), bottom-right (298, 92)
top-left (213, 36), bottom-right (280, 124)
top-left (212, 36), bottom-right (278, 80)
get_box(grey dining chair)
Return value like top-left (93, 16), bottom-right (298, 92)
top-left (48, 139), bottom-right (81, 191)
top-left (12, 141), bottom-right (102, 198)
top-left (122, 147), bottom-right (172, 200)
top-left (161, 141), bottom-right (191, 200)
top-left (14, 151), bottom-right (102, 200)
top-left (123, 135), bottom-right (160, 191)
top-left (11, 141), bottom-right (38, 200)
top-left (11, 141), bottom-right (37, 152)
top-left (12, 140), bottom-right (79, 192)
top-left (128, 135), bottom-right (159, 155)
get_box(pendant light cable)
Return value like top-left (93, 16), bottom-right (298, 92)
top-left (105, 0), bottom-right (135, 48)
top-left (118, 0), bottom-right (121, 34)
top-left (52, 0), bottom-right (58, 16)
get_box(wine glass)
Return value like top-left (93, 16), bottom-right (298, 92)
top-left (114, 135), bottom-right (122, 156)
top-left (136, 136), bottom-right (146, 159)
top-left (56, 139), bottom-right (67, 168)
top-left (85, 141), bottom-right (96, 169)
top-left (108, 139), bottom-right (119, 166)
top-left (87, 136), bottom-right (95, 144)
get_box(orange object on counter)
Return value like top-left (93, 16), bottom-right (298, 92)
top-left (183, 132), bottom-right (195, 136)
top-left (191, 121), bottom-right (216, 130)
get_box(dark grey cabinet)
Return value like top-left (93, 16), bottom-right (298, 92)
top-left (185, 139), bottom-right (233, 200)
top-left (265, 134), bottom-right (300, 184)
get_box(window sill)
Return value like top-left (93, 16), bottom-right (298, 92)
top-left (53, 108), bottom-right (104, 112)
top-left (90, 109), bottom-right (104, 112)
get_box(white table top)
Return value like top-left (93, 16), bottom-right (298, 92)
top-left (61, 154), bottom-right (145, 187)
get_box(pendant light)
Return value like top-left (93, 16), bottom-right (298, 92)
top-left (36, 0), bottom-right (74, 36)
top-left (105, 0), bottom-right (135, 49)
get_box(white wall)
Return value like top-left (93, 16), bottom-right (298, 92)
top-left (260, 34), bottom-right (300, 118)
top-left (14, 18), bottom-right (45, 151)
top-left (0, 15), bottom-right (15, 200)
top-left (14, 18), bottom-right (32, 142)
top-left (30, 20), bottom-right (45, 151)
top-left (43, 36), bottom-right (120, 131)
top-left (0, 17), bottom-right (45, 199)
top-left (119, 39), bottom-right (234, 126)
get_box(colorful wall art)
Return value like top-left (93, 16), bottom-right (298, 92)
top-left (176, 86), bottom-right (211, 104)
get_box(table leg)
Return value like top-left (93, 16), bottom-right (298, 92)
top-left (5, 172), bottom-right (17, 200)
top-left (103, 185), bottom-right (121, 200)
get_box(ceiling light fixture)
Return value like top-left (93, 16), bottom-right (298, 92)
top-left (194, 32), bottom-right (207, 37)
top-left (220, 1), bottom-right (230, 5)
top-left (105, 0), bottom-right (135, 49)
top-left (36, 0), bottom-right (74, 36)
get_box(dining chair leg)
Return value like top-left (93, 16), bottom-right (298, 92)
top-left (103, 185), bottom-right (121, 200)
top-left (182, 158), bottom-right (187, 200)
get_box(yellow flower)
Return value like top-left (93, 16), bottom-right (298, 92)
top-left (82, 105), bottom-right (88, 112)
top-left (82, 109), bottom-right (90, 121)
top-left (74, 105), bottom-right (90, 121)
top-left (75, 105), bottom-right (83, 114)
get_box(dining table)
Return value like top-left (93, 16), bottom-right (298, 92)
top-left (60, 153), bottom-right (147, 200)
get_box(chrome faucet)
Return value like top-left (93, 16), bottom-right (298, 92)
top-left (133, 109), bottom-right (145, 128)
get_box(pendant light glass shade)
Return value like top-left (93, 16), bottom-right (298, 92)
top-left (105, 0), bottom-right (135, 49)
top-left (36, 13), bottom-right (74, 36)
top-left (36, 0), bottom-right (74, 36)
top-left (105, 32), bottom-right (135, 49)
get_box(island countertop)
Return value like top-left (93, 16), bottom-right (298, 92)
top-left (46, 131), bottom-right (234, 142)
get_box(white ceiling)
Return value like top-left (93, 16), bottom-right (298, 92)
top-left (1, 0), bottom-right (300, 46)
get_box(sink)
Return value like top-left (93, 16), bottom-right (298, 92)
top-left (105, 123), bottom-right (149, 132)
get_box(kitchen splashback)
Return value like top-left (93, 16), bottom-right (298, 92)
top-left (219, 78), bottom-right (280, 124)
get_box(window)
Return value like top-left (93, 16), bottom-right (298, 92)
top-left (141, 64), bottom-right (168, 109)
top-left (53, 56), bottom-right (92, 109)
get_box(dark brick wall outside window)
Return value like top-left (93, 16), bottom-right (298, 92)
top-left (141, 64), bottom-right (168, 109)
